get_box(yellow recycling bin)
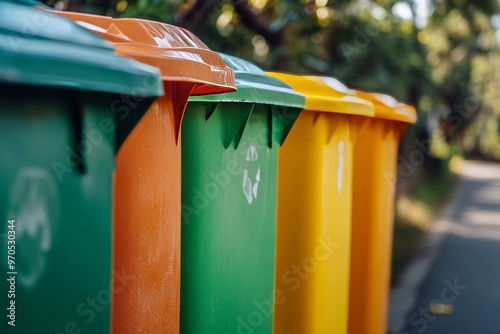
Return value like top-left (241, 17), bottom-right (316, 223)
top-left (348, 92), bottom-right (416, 334)
top-left (267, 73), bottom-right (375, 334)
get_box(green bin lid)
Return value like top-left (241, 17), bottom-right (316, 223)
top-left (189, 53), bottom-right (305, 109)
top-left (0, 0), bottom-right (163, 96)
top-left (187, 54), bottom-right (305, 148)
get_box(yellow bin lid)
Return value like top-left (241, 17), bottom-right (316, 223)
top-left (266, 72), bottom-right (375, 117)
top-left (354, 90), bottom-right (417, 124)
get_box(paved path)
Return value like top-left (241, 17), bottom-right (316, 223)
top-left (388, 161), bottom-right (500, 334)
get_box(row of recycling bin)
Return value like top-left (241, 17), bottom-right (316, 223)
top-left (0, 1), bottom-right (416, 333)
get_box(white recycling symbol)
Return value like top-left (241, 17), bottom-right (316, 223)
top-left (7, 167), bottom-right (58, 288)
top-left (242, 145), bottom-right (261, 204)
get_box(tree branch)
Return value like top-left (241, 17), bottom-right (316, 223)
top-left (178, 0), bottom-right (218, 33)
top-left (231, 0), bottom-right (284, 46)
top-left (231, 0), bottom-right (290, 69)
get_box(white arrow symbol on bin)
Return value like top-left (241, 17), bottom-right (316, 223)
top-left (242, 145), bottom-right (260, 204)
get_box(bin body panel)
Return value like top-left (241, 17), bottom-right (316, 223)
top-left (113, 87), bottom-right (181, 334)
top-left (0, 88), bottom-right (115, 334)
top-left (181, 102), bottom-right (278, 334)
top-left (348, 118), bottom-right (405, 334)
top-left (275, 110), bottom-right (356, 334)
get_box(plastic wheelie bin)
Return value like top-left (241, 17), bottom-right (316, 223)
top-left (181, 55), bottom-right (305, 334)
top-left (0, 1), bottom-right (163, 334)
top-left (52, 11), bottom-right (236, 334)
top-left (348, 92), bottom-right (416, 334)
top-left (266, 73), bottom-right (375, 334)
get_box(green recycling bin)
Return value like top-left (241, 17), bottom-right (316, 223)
top-left (180, 55), bottom-right (305, 334)
top-left (0, 1), bottom-right (162, 333)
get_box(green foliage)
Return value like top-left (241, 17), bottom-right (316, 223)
top-left (56, 0), bottom-right (500, 160)
top-left (120, 0), bottom-right (180, 21)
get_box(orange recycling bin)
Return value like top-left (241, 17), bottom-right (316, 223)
top-left (53, 11), bottom-right (236, 334)
top-left (348, 92), bottom-right (416, 334)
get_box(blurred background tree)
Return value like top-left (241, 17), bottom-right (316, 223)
top-left (46, 0), bottom-right (500, 274)
top-left (45, 0), bottom-right (500, 162)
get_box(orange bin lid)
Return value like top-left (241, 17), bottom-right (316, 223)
top-left (52, 11), bottom-right (236, 96)
top-left (354, 90), bottom-right (417, 124)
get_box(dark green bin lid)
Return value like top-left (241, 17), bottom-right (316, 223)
top-left (186, 54), bottom-right (305, 148)
top-left (189, 53), bottom-right (305, 109)
top-left (0, 0), bottom-right (163, 96)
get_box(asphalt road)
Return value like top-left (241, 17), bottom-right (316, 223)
top-left (401, 161), bottom-right (500, 334)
